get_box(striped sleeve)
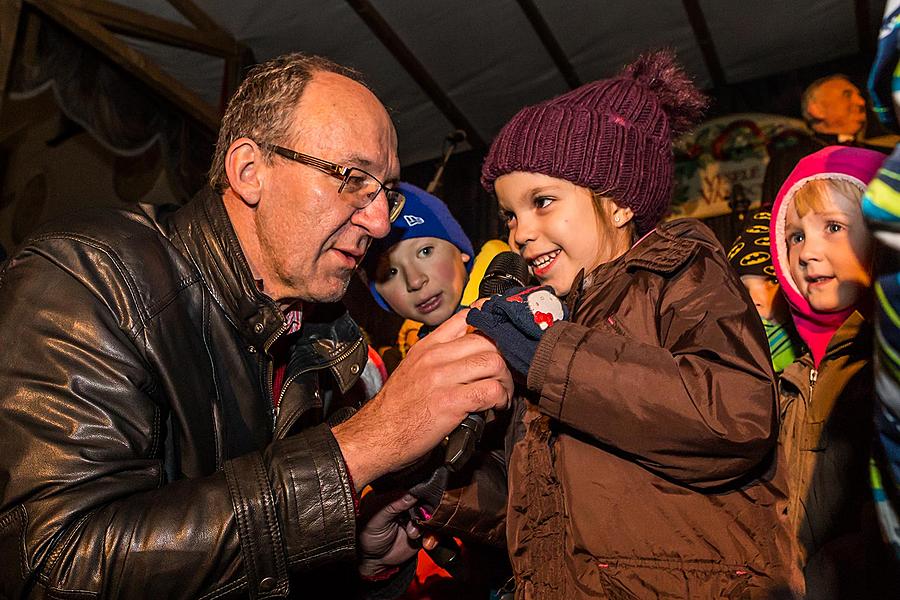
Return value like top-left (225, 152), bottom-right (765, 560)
top-left (863, 141), bottom-right (900, 560)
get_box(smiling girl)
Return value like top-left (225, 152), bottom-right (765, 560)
top-left (452, 51), bottom-right (796, 598)
top-left (770, 145), bottom-right (887, 598)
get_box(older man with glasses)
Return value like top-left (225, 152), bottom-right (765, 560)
top-left (0, 53), bottom-right (513, 599)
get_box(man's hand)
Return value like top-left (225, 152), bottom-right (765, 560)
top-left (334, 309), bottom-right (513, 490)
top-left (358, 493), bottom-right (421, 579)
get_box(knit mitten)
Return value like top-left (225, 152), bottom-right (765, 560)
top-left (466, 285), bottom-right (568, 376)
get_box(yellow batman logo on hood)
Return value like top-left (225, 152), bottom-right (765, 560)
top-left (740, 251), bottom-right (770, 266)
top-left (728, 241), bottom-right (744, 260)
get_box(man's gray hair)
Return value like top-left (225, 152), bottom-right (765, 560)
top-left (209, 53), bottom-right (368, 194)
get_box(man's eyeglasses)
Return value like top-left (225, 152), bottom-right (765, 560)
top-left (258, 142), bottom-right (405, 222)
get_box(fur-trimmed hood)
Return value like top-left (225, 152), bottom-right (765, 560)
top-left (769, 145), bottom-right (884, 366)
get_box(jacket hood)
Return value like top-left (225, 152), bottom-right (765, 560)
top-left (769, 145), bottom-right (884, 366)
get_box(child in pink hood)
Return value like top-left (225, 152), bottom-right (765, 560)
top-left (770, 145), bottom-right (886, 598)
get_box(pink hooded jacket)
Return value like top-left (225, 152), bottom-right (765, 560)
top-left (770, 146), bottom-right (885, 367)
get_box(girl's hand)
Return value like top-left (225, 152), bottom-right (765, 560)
top-left (466, 285), bottom-right (568, 376)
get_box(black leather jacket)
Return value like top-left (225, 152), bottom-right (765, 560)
top-left (0, 188), bottom-right (371, 598)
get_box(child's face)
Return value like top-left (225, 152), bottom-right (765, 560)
top-left (494, 172), bottom-right (624, 296)
top-left (784, 186), bottom-right (873, 313)
top-left (740, 275), bottom-right (787, 322)
top-left (373, 237), bottom-right (469, 326)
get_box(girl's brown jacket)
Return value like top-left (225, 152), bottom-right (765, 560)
top-left (429, 219), bottom-right (795, 599)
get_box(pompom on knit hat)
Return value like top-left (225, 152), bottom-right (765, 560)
top-left (481, 50), bottom-right (708, 235)
top-left (362, 182), bottom-right (474, 312)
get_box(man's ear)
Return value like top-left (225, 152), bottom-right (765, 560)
top-left (612, 205), bottom-right (634, 228)
top-left (806, 98), bottom-right (825, 122)
top-left (225, 138), bottom-right (265, 207)
top-left (461, 253), bottom-right (471, 264)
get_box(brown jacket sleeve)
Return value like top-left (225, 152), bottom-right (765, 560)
top-left (421, 447), bottom-right (508, 547)
top-left (527, 247), bottom-right (778, 489)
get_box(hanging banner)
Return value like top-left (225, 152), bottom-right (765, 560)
top-left (670, 113), bottom-right (809, 219)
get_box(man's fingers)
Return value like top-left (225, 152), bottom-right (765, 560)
top-left (438, 344), bottom-right (510, 385)
top-left (420, 309), bottom-right (470, 343)
top-left (415, 332), bottom-right (501, 370)
top-left (470, 297), bottom-right (490, 310)
top-left (459, 378), bottom-right (513, 412)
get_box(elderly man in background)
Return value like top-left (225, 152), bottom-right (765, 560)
top-left (761, 74), bottom-right (873, 205)
top-left (801, 74), bottom-right (868, 142)
top-left (0, 53), bottom-right (512, 598)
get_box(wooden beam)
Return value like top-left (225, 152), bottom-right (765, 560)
top-left (167, 0), bottom-right (222, 33)
top-left (345, 0), bottom-right (486, 150)
top-left (0, 0), bottom-right (23, 116)
top-left (58, 0), bottom-right (238, 57)
top-left (681, 0), bottom-right (726, 88)
top-left (27, 0), bottom-right (219, 131)
top-left (515, 0), bottom-right (581, 89)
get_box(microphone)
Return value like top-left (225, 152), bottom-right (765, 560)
top-left (477, 251), bottom-right (530, 296)
top-left (444, 251), bottom-right (529, 472)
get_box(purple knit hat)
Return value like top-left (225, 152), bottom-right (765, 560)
top-left (481, 50), bottom-right (707, 235)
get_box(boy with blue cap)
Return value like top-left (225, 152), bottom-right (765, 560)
top-left (361, 181), bottom-right (512, 598)
top-left (363, 182), bottom-right (475, 331)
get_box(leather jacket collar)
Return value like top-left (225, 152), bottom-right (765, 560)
top-left (166, 187), bottom-right (364, 389)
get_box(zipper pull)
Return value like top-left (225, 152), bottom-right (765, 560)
top-left (809, 368), bottom-right (817, 390)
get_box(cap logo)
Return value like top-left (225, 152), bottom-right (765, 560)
top-left (403, 214), bottom-right (425, 226)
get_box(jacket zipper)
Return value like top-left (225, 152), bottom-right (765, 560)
top-left (273, 337), bottom-right (364, 438)
top-left (809, 368), bottom-right (817, 394)
top-left (263, 322), bottom-right (288, 423)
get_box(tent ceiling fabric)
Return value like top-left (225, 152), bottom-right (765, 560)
top-left (114, 0), bottom-right (877, 166)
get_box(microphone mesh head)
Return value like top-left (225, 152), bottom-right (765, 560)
top-left (479, 251), bottom-right (530, 297)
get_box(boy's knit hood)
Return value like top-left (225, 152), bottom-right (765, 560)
top-left (770, 145), bottom-right (884, 366)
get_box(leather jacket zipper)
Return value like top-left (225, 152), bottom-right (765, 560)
top-left (273, 337), bottom-right (364, 439)
top-left (263, 322), bottom-right (288, 422)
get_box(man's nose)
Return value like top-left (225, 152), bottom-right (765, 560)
top-left (352, 193), bottom-right (391, 239)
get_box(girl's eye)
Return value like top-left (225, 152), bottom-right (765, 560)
top-left (386, 267), bottom-right (398, 279)
top-left (534, 196), bottom-right (553, 209)
top-left (418, 246), bottom-right (433, 258)
top-left (499, 210), bottom-right (515, 227)
top-left (826, 222), bottom-right (844, 234)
